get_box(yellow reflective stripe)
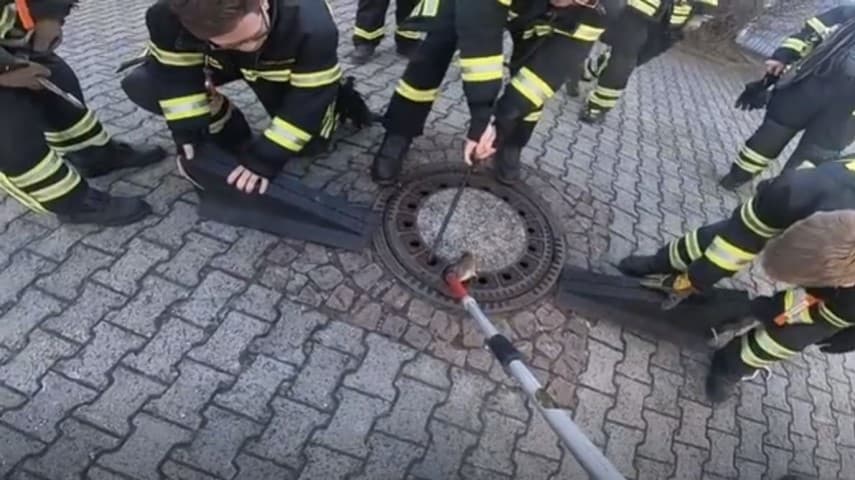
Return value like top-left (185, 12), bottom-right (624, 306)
top-left (705, 236), bottom-right (755, 272)
top-left (673, 4), bottom-right (692, 14)
top-left (510, 67), bottom-right (554, 108)
top-left (498, 0), bottom-right (511, 5)
top-left (290, 65), bottom-right (342, 88)
top-left (395, 29), bottom-right (422, 40)
top-left (460, 55), bottom-right (504, 83)
top-left (685, 230), bottom-right (702, 260)
top-left (697, 0), bottom-right (717, 5)
top-left (670, 14), bottom-right (689, 25)
top-left (0, 174), bottom-right (48, 214)
top-left (9, 151), bottom-right (62, 188)
top-left (53, 130), bottom-right (110, 153)
top-left (807, 17), bottom-right (830, 38)
top-left (740, 335), bottom-right (773, 368)
top-left (30, 169), bottom-right (82, 203)
top-left (44, 111), bottom-right (99, 143)
top-left (588, 86), bottom-right (622, 108)
top-left (753, 329), bottom-right (796, 360)
top-left (627, 0), bottom-right (658, 16)
top-left (819, 303), bottom-right (852, 328)
top-left (159, 94), bottom-right (211, 121)
top-left (240, 68), bottom-right (292, 83)
top-left (570, 24), bottom-right (605, 42)
top-left (669, 240), bottom-right (688, 271)
top-left (781, 37), bottom-right (809, 54)
top-left (416, 0), bottom-right (439, 17)
top-left (320, 103), bottom-right (337, 139)
top-left (0, 3), bottom-right (15, 39)
top-left (395, 80), bottom-right (438, 102)
top-left (508, 10), bottom-right (518, 19)
top-left (264, 117), bottom-right (312, 152)
top-left (739, 198), bottom-right (780, 239)
top-left (146, 41), bottom-right (205, 67)
top-left (523, 110), bottom-right (541, 122)
top-left (735, 145), bottom-right (771, 173)
top-left (354, 26), bottom-right (385, 40)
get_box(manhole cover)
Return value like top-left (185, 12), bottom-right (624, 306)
top-left (373, 163), bottom-right (566, 313)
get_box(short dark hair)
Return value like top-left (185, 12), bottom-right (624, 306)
top-left (167, 0), bottom-right (259, 39)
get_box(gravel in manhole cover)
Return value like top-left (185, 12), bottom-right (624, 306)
top-left (373, 163), bottom-right (566, 313)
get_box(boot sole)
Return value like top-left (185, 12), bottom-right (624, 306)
top-left (60, 205), bottom-right (151, 227)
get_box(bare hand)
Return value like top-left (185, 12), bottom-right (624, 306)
top-left (227, 165), bottom-right (269, 195)
top-left (0, 62), bottom-right (50, 90)
top-left (765, 59), bottom-right (785, 76)
top-left (464, 125), bottom-right (497, 165)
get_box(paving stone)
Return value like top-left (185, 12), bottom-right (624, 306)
top-left (434, 368), bottom-right (495, 432)
top-left (815, 422), bottom-right (839, 462)
top-left (763, 371), bottom-right (791, 412)
top-left (251, 301), bottom-right (327, 365)
top-left (288, 343), bottom-right (353, 410)
top-left (351, 432), bottom-right (424, 480)
top-left (704, 430), bottom-right (738, 478)
top-left (260, 265), bottom-right (294, 291)
top-left (98, 413), bottom-right (193, 480)
top-left (401, 354), bottom-right (451, 389)
top-left (0, 251), bottom-right (54, 306)
top-left (172, 271), bottom-right (246, 328)
top-left (296, 446), bottom-right (362, 480)
top-left (172, 405), bottom-right (263, 479)
top-left (141, 201), bottom-right (198, 248)
top-left (784, 360), bottom-right (811, 401)
top-left (0, 329), bottom-right (77, 394)
top-left (210, 230), bottom-right (277, 278)
top-left (680, 356), bottom-right (711, 404)
top-left (55, 322), bottom-right (146, 389)
top-left (231, 284), bottom-right (282, 322)
top-left (673, 443), bottom-right (708, 480)
top-left (837, 412), bottom-right (855, 447)
top-left (816, 457), bottom-right (841, 480)
top-left (708, 395), bottom-right (738, 435)
top-left (826, 354), bottom-right (849, 384)
top-left (809, 387), bottom-right (835, 426)
top-left (517, 400), bottom-right (563, 461)
top-left (144, 360), bottom-right (233, 429)
top-left (485, 386), bottom-right (528, 422)
top-left (379, 314), bottom-right (408, 339)
top-left (248, 397), bottom-right (328, 469)
top-left (636, 457), bottom-right (674, 480)
top-left (578, 340), bottom-right (621, 395)
top-left (790, 397), bottom-right (816, 438)
top-left (765, 446), bottom-right (794, 480)
top-left (411, 420), bottom-right (479, 480)
top-left (161, 460), bottom-right (220, 480)
top-left (188, 310), bottom-right (268, 374)
top-left (308, 264), bottom-right (344, 291)
top-left (314, 320), bottom-right (366, 357)
top-left (382, 285), bottom-right (410, 310)
top-left (514, 451), bottom-right (559, 480)
top-left (650, 340), bottom-right (684, 374)
top-left (644, 366), bottom-right (682, 418)
top-left (376, 376), bottom-right (446, 444)
top-left (734, 459), bottom-right (766, 480)
top-left (124, 316), bottom-right (207, 382)
top-left (92, 238), bottom-right (169, 295)
top-left (573, 387), bottom-right (614, 448)
top-left (22, 418), bottom-right (120, 480)
top-left (607, 375), bottom-right (649, 429)
top-left (0, 289), bottom-right (64, 350)
top-left (736, 417), bottom-right (767, 464)
top-left (0, 423), bottom-right (45, 478)
top-left (675, 398), bottom-right (712, 450)
top-left (0, 383), bottom-right (25, 412)
top-left (789, 433), bottom-right (818, 476)
top-left (106, 275), bottom-right (188, 337)
top-left (86, 466), bottom-right (128, 480)
top-left (326, 284), bottom-right (355, 311)
top-left (344, 333), bottom-right (416, 400)
top-left (737, 381), bottom-right (765, 423)
top-left (403, 323), bottom-right (431, 350)
top-left (764, 407), bottom-right (794, 451)
top-left (615, 332), bottom-right (655, 384)
top-left (30, 225), bottom-right (99, 262)
top-left (550, 445), bottom-right (589, 480)
top-left (603, 421), bottom-right (644, 479)
top-left (313, 387), bottom-right (390, 457)
top-left (74, 366), bottom-right (167, 436)
top-left (637, 409), bottom-right (679, 464)
top-left (296, 284), bottom-right (324, 307)
top-left (36, 245), bottom-right (113, 300)
top-left (805, 354), bottom-right (831, 392)
top-left (842, 447), bottom-right (855, 480)
top-left (0, 219), bottom-right (49, 254)
top-left (214, 354), bottom-right (294, 421)
top-left (830, 380), bottom-right (852, 414)
top-left (584, 318), bottom-right (621, 346)
top-left (156, 233), bottom-right (229, 287)
top-left (234, 453), bottom-right (296, 480)
top-left (353, 263), bottom-right (384, 290)
top-left (466, 410), bottom-right (527, 474)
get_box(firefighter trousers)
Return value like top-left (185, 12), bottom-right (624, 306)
top-left (353, 0), bottom-right (420, 47)
top-left (0, 54), bottom-right (113, 214)
top-left (586, 9), bottom-right (650, 113)
top-left (728, 74), bottom-right (855, 178)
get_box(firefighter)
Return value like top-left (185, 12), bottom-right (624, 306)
top-left (577, 0), bottom-right (717, 124)
top-left (351, 0), bottom-right (421, 64)
top-left (718, 5), bottom-right (855, 191)
top-left (617, 160), bottom-right (855, 403)
top-left (0, 0), bottom-right (164, 225)
top-left (371, 0), bottom-right (620, 186)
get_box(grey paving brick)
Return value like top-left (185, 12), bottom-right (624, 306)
top-left (144, 360), bottom-right (233, 429)
top-left (351, 432), bottom-right (424, 480)
top-left (764, 407), bottom-right (794, 451)
top-left (82, 215), bottom-right (158, 255)
top-left (231, 284), bottom-right (282, 322)
top-left (809, 387), bottom-right (835, 426)
top-left (815, 422), bottom-right (839, 462)
top-left (675, 398), bottom-right (712, 450)
top-left (734, 459), bottom-right (766, 480)
top-left (97, 413), bottom-right (193, 480)
top-left (403, 324), bottom-right (431, 350)
top-left (41, 282), bottom-right (127, 345)
top-left (0, 329), bottom-right (77, 394)
top-left (314, 320), bottom-right (366, 357)
top-left (518, 401), bottom-right (563, 461)
top-left (411, 420), bottom-right (479, 480)
top-left (615, 332), bottom-right (655, 384)
top-left (172, 405), bottom-right (263, 479)
top-left (156, 232), bottom-right (228, 287)
top-left (704, 430), bottom-right (738, 478)
top-left (680, 356), bottom-right (710, 404)
top-left (826, 354), bottom-right (849, 384)
top-left (673, 443), bottom-right (708, 480)
top-left (830, 380), bottom-right (852, 415)
top-left (297, 445), bottom-right (362, 480)
top-left (737, 381), bottom-right (765, 423)
top-left (816, 457), bottom-right (841, 480)
top-left (161, 460), bottom-right (220, 480)
top-left (0, 384), bottom-right (25, 412)
top-left (22, 418), bottom-right (120, 480)
top-left (287, 343), bottom-right (353, 410)
top-left (650, 340), bottom-right (684, 375)
top-left (708, 395), bottom-right (738, 435)
top-left (234, 453), bottom-right (296, 480)
top-left (353, 263), bottom-right (384, 290)
top-left (789, 433), bottom-right (818, 476)
top-left (308, 264), bottom-right (345, 291)
top-left (434, 368), bottom-right (494, 432)
top-left (578, 340), bottom-right (621, 395)
top-left (784, 360), bottom-right (812, 402)
top-left (486, 386), bottom-right (528, 422)
top-left (188, 310), bottom-right (268, 374)
top-left (247, 396), bottom-right (328, 469)
top-left (736, 417), bottom-right (767, 464)
top-left (2, 371), bottom-right (95, 441)
top-left (401, 353), bottom-right (451, 389)
top-left (124, 316), bottom-right (207, 382)
top-left (837, 412), bottom-right (855, 447)
top-left (603, 421), bottom-right (644, 479)
top-left (344, 333), bottom-right (416, 400)
top-left (573, 386), bottom-right (614, 448)
top-left (0, 219), bottom-right (49, 254)
top-left (251, 301), bottom-right (327, 365)
top-left (350, 301), bottom-right (383, 331)
top-left (210, 229), bottom-right (276, 278)
top-left (763, 371), bottom-right (791, 412)
top-left (638, 409), bottom-right (679, 464)
top-left (636, 457), bottom-right (674, 480)
top-left (466, 410), bottom-right (526, 475)
top-left (36, 245), bottom-right (113, 300)
top-left (549, 445), bottom-right (589, 480)
top-left (141, 201), bottom-right (198, 248)
top-left (0, 423), bottom-right (45, 478)
top-left (86, 466), bottom-right (128, 480)
top-left (313, 387), bottom-right (389, 457)
top-left (514, 451), bottom-right (559, 480)
top-left (790, 397), bottom-right (816, 438)
top-left (644, 366), bottom-right (682, 418)
top-left (842, 447), bottom-right (855, 480)
top-left (74, 366), bottom-right (167, 436)
top-left (805, 354), bottom-right (831, 392)
top-left (0, 289), bottom-right (63, 350)
top-left (607, 375), bottom-right (650, 430)
top-left (765, 446), bottom-right (794, 480)
top-left (376, 376), bottom-right (446, 445)
top-left (0, 251), bottom-right (54, 307)
top-left (326, 284), bottom-right (356, 311)
top-left (92, 238), bottom-right (169, 296)
top-left (214, 354), bottom-right (294, 422)
top-left (55, 322), bottom-right (146, 389)
top-left (172, 271), bottom-right (246, 328)
top-left (106, 275), bottom-right (188, 337)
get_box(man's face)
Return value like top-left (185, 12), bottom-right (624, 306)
top-left (209, 1), bottom-right (271, 52)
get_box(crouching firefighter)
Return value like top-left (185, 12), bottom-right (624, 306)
top-left (120, 0), bottom-right (378, 250)
top-left (0, 0), bottom-right (165, 225)
top-left (351, 0), bottom-right (421, 64)
top-left (719, 5), bottom-right (855, 191)
top-left (618, 159), bottom-right (855, 403)
top-left (577, 0), bottom-right (717, 124)
top-left (371, 0), bottom-right (621, 186)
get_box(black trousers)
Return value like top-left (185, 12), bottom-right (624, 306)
top-left (353, 0), bottom-right (420, 47)
top-left (586, 9), bottom-right (650, 112)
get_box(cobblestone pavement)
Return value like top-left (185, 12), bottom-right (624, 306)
top-left (2, 1), bottom-right (855, 479)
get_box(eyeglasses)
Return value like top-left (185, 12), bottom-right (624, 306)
top-left (209, 7), bottom-right (271, 51)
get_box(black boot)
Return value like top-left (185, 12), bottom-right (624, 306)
top-left (495, 145), bottom-right (522, 185)
top-left (351, 43), bottom-right (376, 65)
top-left (579, 105), bottom-right (606, 124)
top-left (372, 133), bottom-right (411, 185)
top-left (57, 188), bottom-right (152, 227)
top-left (718, 167), bottom-right (753, 191)
top-left (617, 254), bottom-right (659, 277)
top-left (705, 349), bottom-right (744, 404)
top-left (67, 141), bottom-right (166, 178)
top-left (395, 40), bottom-right (420, 59)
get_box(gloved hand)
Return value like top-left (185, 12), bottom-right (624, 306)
top-left (818, 327), bottom-right (855, 354)
top-left (734, 74), bottom-right (778, 111)
top-left (0, 62), bottom-right (50, 89)
top-left (639, 273), bottom-right (700, 310)
top-left (31, 18), bottom-right (63, 53)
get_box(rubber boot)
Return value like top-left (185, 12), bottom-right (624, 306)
top-left (57, 188), bottom-right (152, 226)
top-left (579, 105), bottom-right (606, 125)
top-left (617, 254), bottom-right (659, 277)
top-left (718, 165), bottom-right (753, 191)
top-left (705, 347), bottom-right (745, 404)
top-left (372, 133), bottom-right (411, 185)
top-left (351, 43), bottom-right (376, 65)
top-left (66, 141), bottom-right (166, 178)
top-left (495, 145), bottom-right (522, 185)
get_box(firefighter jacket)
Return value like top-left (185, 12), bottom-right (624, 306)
top-left (771, 5), bottom-right (855, 65)
top-left (143, 0), bottom-right (341, 179)
top-left (0, 0), bottom-right (76, 66)
top-left (625, 0), bottom-right (716, 28)
top-left (686, 160), bottom-right (855, 331)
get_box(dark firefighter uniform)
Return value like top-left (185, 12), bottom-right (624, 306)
top-left (719, 6), bottom-right (855, 190)
top-left (619, 160), bottom-right (855, 402)
top-left (0, 0), bottom-right (162, 224)
top-left (352, 0), bottom-right (420, 61)
top-left (372, 0), bottom-right (617, 185)
top-left (121, 0), bottom-right (344, 181)
top-left (580, 0), bottom-right (717, 123)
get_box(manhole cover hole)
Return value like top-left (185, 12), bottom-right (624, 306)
top-left (373, 163), bottom-right (566, 313)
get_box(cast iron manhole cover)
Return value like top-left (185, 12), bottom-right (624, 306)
top-left (373, 163), bottom-right (566, 313)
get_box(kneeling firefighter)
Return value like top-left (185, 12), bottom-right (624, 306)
top-left (577, 0), bottom-right (717, 124)
top-left (120, 0), bottom-right (378, 249)
top-left (618, 160), bottom-right (855, 403)
top-left (0, 0), bottom-right (165, 226)
top-left (719, 5), bottom-right (855, 191)
top-left (371, 0), bottom-right (623, 186)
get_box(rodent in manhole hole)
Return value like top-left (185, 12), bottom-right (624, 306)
top-left (372, 163), bottom-right (566, 313)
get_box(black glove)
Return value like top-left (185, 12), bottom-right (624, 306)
top-left (734, 74), bottom-right (778, 111)
top-left (335, 76), bottom-right (375, 129)
top-left (818, 327), bottom-right (855, 354)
